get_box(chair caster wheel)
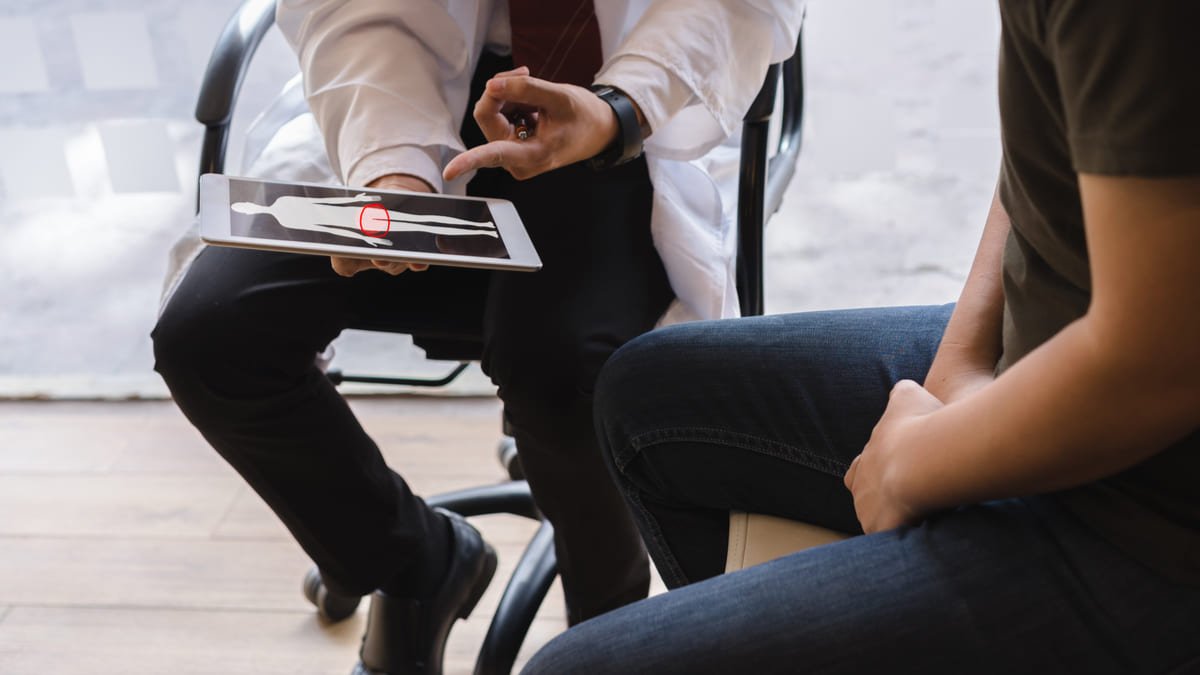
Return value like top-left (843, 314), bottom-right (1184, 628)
top-left (302, 566), bottom-right (362, 622)
top-left (497, 436), bottom-right (524, 481)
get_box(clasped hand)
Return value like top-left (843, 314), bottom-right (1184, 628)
top-left (844, 380), bottom-right (944, 533)
top-left (443, 66), bottom-right (619, 182)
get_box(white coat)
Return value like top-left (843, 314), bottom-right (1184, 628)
top-left (165, 0), bottom-right (804, 324)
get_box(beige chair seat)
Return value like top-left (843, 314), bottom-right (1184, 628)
top-left (725, 511), bottom-right (850, 573)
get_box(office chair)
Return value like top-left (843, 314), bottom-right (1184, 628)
top-left (194, 1), bottom-right (804, 672)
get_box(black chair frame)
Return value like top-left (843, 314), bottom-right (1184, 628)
top-left (194, 1), bottom-right (803, 672)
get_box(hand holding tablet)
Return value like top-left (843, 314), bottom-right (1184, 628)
top-left (199, 174), bottom-right (542, 274)
top-left (331, 174), bottom-right (433, 277)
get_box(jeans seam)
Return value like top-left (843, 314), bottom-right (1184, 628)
top-left (623, 426), bottom-right (847, 478)
top-left (621, 484), bottom-right (692, 588)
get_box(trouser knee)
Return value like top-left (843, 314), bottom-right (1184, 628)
top-left (151, 295), bottom-right (227, 391)
top-left (152, 288), bottom-right (304, 425)
top-left (483, 327), bottom-right (617, 443)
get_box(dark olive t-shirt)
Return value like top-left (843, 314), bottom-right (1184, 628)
top-left (996, 0), bottom-right (1200, 583)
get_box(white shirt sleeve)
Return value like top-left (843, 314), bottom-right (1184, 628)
top-left (596, 0), bottom-right (805, 161)
top-left (276, 0), bottom-right (478, 191)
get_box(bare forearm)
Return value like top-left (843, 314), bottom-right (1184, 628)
top-left (902, 315), bottom-right (1200, 512)
top-left (849, 170), bottom-right (1200, 535)
top-left (905, 175), bottom-right (1200, 509)
top-left (923, 186), bottom-right (1010, 401)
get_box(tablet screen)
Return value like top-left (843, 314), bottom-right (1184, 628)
top-left (228, 177), bottom-right (510, 259)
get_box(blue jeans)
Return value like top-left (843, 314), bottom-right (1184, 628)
top-left (522, 306), bottom-right (1200, 674)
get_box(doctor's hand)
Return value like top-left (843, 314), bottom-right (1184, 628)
top-left (844, 380), bottom-right (944, 534)
top-left (329, 174), bottom-right (433, 277)
top-left (442, 68), bottom-right (624, 182)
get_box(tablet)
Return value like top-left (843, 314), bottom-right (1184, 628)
top-left (199, 174), bottom-right (542, 272)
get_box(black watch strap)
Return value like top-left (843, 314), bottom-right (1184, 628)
top-left (588, 85), bottom-right (646, 170)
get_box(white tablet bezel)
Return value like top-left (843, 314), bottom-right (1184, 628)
top-left (199, 174), bottom-right (542, 272)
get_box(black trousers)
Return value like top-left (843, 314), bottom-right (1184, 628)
top-left (152, 53), bottom-right (674, 624)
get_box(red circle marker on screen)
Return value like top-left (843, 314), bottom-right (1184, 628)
top-left (358, 203), bottom-right (390, 237)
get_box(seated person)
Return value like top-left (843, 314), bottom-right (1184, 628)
top-left (152, 1), bottom-right (803, 673)
top-left (521, 1), bottom-right (1200, 673)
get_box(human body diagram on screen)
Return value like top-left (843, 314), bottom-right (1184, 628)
top-left (231, 193), bottom-right (498, 247)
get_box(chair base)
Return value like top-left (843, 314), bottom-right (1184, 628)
top-left (496, 436), bottom-right (524, 481)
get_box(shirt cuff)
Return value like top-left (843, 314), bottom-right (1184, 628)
top-left (595, 54), bottom-right (695, 140)
top-left (344, 144), bottom-right (444, 193)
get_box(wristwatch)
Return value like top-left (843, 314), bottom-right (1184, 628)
top-left (588, 85), bottom-right (650, 170)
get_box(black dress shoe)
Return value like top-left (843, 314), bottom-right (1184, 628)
top-left (352, 509), bottom-right (497, 675)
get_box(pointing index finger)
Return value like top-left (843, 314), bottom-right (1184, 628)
top-left (443, 139), bottom-right (539, 182)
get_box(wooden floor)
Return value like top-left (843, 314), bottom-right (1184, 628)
top-left (0, 398), bottom-right (663, 674)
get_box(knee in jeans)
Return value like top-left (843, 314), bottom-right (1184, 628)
top-left (594, 324), bottom-right (696, 422)
top-left (591, 326), bottom-right (695, 472)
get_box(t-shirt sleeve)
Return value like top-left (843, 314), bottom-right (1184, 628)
top-left (1047, 0), bottom-right (1200, 176)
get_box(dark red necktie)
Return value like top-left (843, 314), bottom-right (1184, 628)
top-left (508, 0), bottom-right (603, 87)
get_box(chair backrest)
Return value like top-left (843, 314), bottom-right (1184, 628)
top-left (195, 0), bottom-right (278, 183)
top-left (194, 0), bottom-right (805, 319)
top-left (736, 42), bottom-right (804, 317)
